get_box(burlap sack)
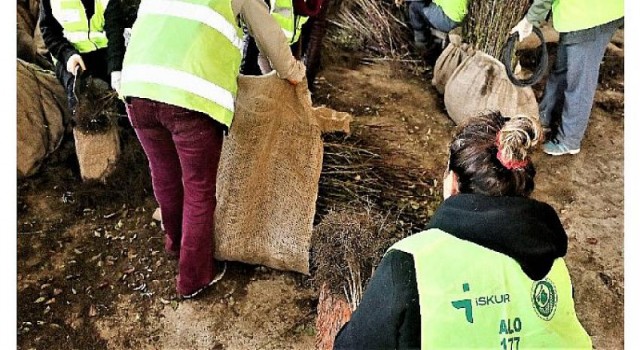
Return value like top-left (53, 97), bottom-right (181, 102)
top-left (313, 106), bottom-right (352, 134)
top-left (432, 33), bottom-right (471, 95)
top-left (72, 78), bottom-right (121, 182)
top-left (215, 72), bottom-right (323, 274)
top-left (73, 126), bottom-right (121, 182)
top-left (17, 0), bottom-right (50, 68)
top-left (17, 59), bottom-right (68, 178)
top-left (444, 51), bottom-right (539, 125)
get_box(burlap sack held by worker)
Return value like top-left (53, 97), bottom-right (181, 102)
top-left (72, 77), bottom-right (121, 182)
top-left (444, 50), bottom-right (539, 125)
top-left (432, 33), bottom-right (472, 95)
top-left (215, 72), bottom-right (324, 274)
top-left (17, 59), bottom-right (68, 178)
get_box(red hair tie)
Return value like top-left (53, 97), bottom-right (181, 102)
top-left (495, 133), bottom-right (529, 170)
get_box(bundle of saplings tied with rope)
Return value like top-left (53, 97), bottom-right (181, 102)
top-left (443, 0), bottom-right (545, 125)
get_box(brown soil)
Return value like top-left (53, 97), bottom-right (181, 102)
top-left (17, 47), bottom-right (623, 348)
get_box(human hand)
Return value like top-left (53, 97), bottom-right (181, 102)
top-left (510, 18), bottom-right (533, 42)
top-left (394, 0), bottom-right (404, 7)
top-left (111, 71), bottom-right (122, 93)
top-left (286, 60), bottom-right (306, 86)
top-left (66, 54), bottom-right (86, 75)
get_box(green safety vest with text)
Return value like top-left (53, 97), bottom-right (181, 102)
top-left (433, 0), bottom-right (468, 24)
top-left (552, 0), bottom-right (623, 33)
top-left (389, 229), bottom-right (592, 349)
top-left (120, 0), bottom-right (243, 127)
top-left (50, 0), bottom-right (109, 53)
top-left (270, 0), bottom-right (308, 44)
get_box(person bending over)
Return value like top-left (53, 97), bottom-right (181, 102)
top-left (334, 112), bottom-right (591, 349)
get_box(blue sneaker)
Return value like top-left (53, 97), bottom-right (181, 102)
top-left (543, 140), bottom-right (580, 156)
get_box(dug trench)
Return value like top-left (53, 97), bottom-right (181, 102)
top-left (17, 45), bottom-right (623, 349)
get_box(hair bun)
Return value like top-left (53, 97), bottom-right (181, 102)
top-left (496, 114), bottom-right (542, 169)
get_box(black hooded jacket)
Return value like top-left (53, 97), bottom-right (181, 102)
top-left (334, 193), bottom-right (568, 349)
top-left (39, 0), bottom-right (125, 74)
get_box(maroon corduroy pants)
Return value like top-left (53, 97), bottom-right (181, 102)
top-left (126, 97), bottom-right (224, 296)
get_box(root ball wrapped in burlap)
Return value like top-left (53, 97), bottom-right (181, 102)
top-left (444, 51), bottom-right (539, 125)
top-left (432, 33), bottom-right (472, 95)
top-left (73, 78), bottom-right (121, 182)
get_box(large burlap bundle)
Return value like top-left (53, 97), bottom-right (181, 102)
top-left (432, 33), bottom-right (471, 95)
top-left (444, 51), bottom-right (539, 125)
top-left (215, 72), bottom-right (323, 274)
top-left (17, 59), bottom-right (68, 178)
top-left (17, 0), bottom-right (50, 68)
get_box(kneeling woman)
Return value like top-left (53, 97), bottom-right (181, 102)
top-left (334, 112), bottom-right (592, 349)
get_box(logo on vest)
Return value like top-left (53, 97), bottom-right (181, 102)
top-left (531, 279), bottom-right (558, 321)
top-left (451, 283), bottom-right (474, 323)
top-left (451, 283), bottom-right (511, 324)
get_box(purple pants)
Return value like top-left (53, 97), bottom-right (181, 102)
top-left (126, 97), bottom-right (224, 296)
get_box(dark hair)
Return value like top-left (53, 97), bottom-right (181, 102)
top-left (448, 111), bottom-right (542, 197)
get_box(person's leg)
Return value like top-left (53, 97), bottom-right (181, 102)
top-left (422, 3), bottom-right (459, 33)
top-left (538, 41), bottom-right (568, 128)
top-left (408, 1), bottom-right (430, 49)
top-left (161, 107), bottom-right (224, 296)
top-left (125, 98), bottom-right (184, 257)
top-left (554, 27), bottom-right (617, 151)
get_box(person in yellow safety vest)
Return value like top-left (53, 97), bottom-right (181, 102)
top-left (39, 0), bottom-right (125, 113)
top-left (119, 0), bottom-right (305, 299)
top-left (510, 0), bottom-right (623, 156)
top-left (253, 0), bottom-right (318, 75)
top-left (334, 112), bottom-right (592, 349)
top-left (396, 0), bottom-right (468, 53)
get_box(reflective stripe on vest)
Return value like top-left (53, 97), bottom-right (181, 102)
top-left (552, 0), bottom-right (623, 33)
top-left (433, 0), bottom-right (468, 24)
top-left (389, 229), bottom-right (592, 349)
top-left (120, 0), bottom-right (243, 127)
top-left (50, 0), bottom-right (109, 53)
top-left (270, 0), bottom-right (308, 44)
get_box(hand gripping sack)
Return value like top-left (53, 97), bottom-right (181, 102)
top-left (432, 33), bottom-right (471, 95)
top-left (215, 72), bottom-right (323, 274)
top-left (443, 50), bottom-right (539, 125)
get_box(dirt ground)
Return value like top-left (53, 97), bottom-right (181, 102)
top-left (17, 40), bottom-right (623, 348)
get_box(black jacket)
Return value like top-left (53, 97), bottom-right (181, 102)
top-left (334, 193), bottom-right (568, 349)
top-left (39, 0), bottom-right (125, 74)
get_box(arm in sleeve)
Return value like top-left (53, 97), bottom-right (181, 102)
top-left (525, 0), bottom-right (553, 27)
top-left (234, 0), bottom-right (304, 81)
top-left (333, 250), bottom-right (421, 350)
top-left (103, 0), bottom-right (126, 74)
top-left (39, 0), bottom-right (78, 64)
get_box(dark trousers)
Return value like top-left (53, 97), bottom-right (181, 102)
top-left (408, 1), bottom-right (459, 46)
top-left (125, 97), bottom-right (224, 296)
top-left (55, 48), bottom-right (110, 109)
